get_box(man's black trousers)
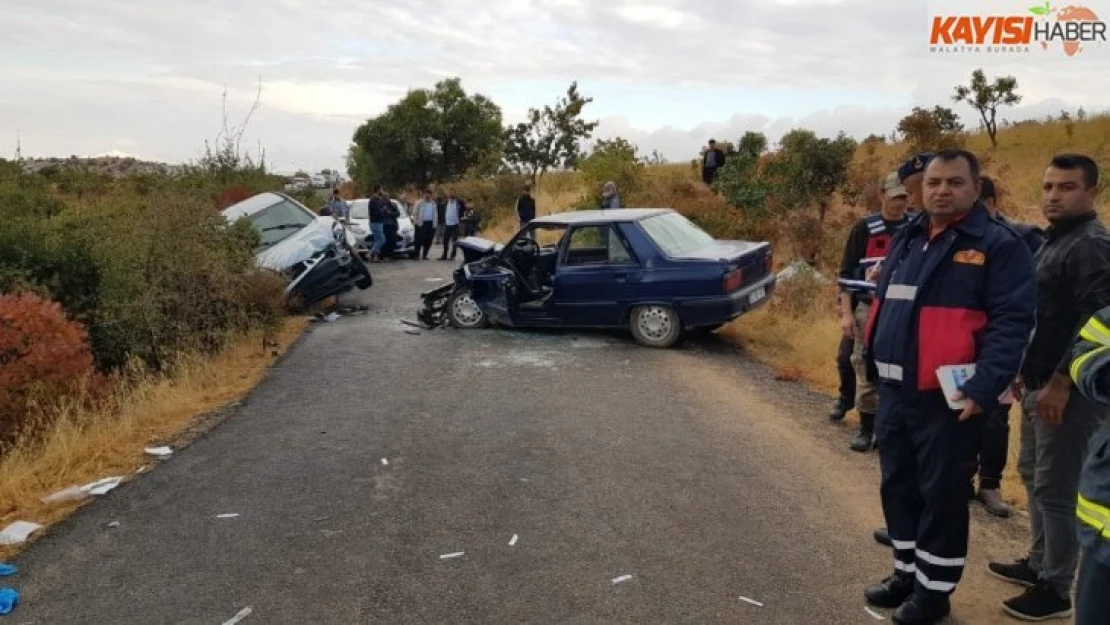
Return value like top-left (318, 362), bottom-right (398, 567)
top-left (837, 334), bottom-right (856, 407)
top-left (877, 384), bottom-right (986, 597)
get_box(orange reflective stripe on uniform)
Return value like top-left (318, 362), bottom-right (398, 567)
top-left (1077, 494), bottom-right (1110, 540)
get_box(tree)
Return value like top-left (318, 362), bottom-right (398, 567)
top-left (764, 129), bottom-right (858, 222)
top-left (502, 82), bottom-right (599, 186)
top-left (578, 137), bottom-right (644, 203)
top-left (712, 131), bottom-right (772, 214)
top-left (952, 69), bottom-right (1021, 147)
top-left (896, 106), bottom-right (965, 154)
top-left (348, 78), bottom-right (503, 190)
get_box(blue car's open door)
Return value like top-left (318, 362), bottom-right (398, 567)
top-left (466, 263), bottom-right (517, 326)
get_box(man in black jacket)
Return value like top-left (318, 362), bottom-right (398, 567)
top-left (516, 184), bottom-right (536, 227)
top-left (702, 139), bottom-right (726, 185)
top-left (988, 154), bottom-right (1110, 622)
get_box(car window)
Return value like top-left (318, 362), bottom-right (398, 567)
top-left (243, 198), bottom-right (317, 249)
top-left (349, 200), bottom-right (369, 220)
top-left (639, 212), bottom-right (715, 257)
top-left (564, 225), bottom-right (636, 266)
top-left (525, 224), bottom-right (567, 249)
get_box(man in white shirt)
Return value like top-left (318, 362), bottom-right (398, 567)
top-left (413, 189), bottom-right (438, 260)
top-left (439, 190), bottom-right (465, 260)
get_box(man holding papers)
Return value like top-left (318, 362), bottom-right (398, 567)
top-left (861, 149), bottom-right (1036, 624)
top-left (836, 171), bottom-right (911, 452)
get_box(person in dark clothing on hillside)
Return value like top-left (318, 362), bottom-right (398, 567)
top-left (702, 139), bottom-right (726, 185)
top-left (961, 175), bottom-right (1047, 518)
top-left (516, 184), bottom-right (536, 227)
top-left (835, 171), bottom-right (911, 452)
top-left (988, 154), bottom-right (1110, 622)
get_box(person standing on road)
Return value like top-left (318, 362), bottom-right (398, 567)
top-left (862, 149), bottom-right (1036, 624)
top-left (963, 175), bottom-right (1046, 519)
top-left (516, 184), bottom-right (536, 228)
top-left (1066, 306), bottom-right (1110, 624)
top-left (380, 190), bottom-right (400, 261)
top-left (439, 190), bottom-right (465, 261)
top-left (413, 189), bottom-right (439, 260)
top-left (325, 188), bottom-right (349, 224)
top-left (367, 185), bottom-right (388, 262)
top-left (988, 154), bottom-right (1110, 622)
top-left (702, 139), bottom-right (726, 186)
top-left (834, 171), bottom-right (910, 453)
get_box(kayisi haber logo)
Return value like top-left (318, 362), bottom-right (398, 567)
top-left (929, 1), bottom-right (1107, 56)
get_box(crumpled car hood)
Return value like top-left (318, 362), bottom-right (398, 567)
top-left (256, 218), bottom-right (339, 271)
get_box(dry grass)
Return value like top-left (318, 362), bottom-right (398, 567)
top-left (480, 175), bottom-right (587, 243)
top-left (0, 317), bottom-right (307, 559)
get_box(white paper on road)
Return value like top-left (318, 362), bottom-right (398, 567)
top-left (107, 521), bottom-right (121, 528)
top-left (439, 552), bottom-right (465, 559)
top-left (381, 458), bottom-right (389, 466)
top-left (508, 534), bottom-right (518, 546)
top-left (216, 513), bottom-right (240, 519)
top-left (864, 606), bottom-right (886, 620)
top-left (145, 446), bottom-right (173, 458)
top-left (611, 574), bottom-right (633, 584)
top-left (738, 596), bottom-right (764, 608)
top-left (82, 476), bottom-right (124, 496)
top-left (222, 606), bottom-right (253, 625)
top-left (0, 520), bottom-right (43, 545)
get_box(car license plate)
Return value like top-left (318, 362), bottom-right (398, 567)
top-left (749, 286), bottom-right (766, 304)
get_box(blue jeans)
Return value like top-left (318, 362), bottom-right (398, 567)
top-left (370, 223), bottom-right (385, 255)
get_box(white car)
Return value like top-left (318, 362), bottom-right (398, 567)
top-left (347, 198), bottom-right (418, 258)
top-left (221, 192), bottom-right (372, 306)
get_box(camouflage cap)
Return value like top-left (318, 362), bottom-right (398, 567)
top-left (882, 171), bottom-right (908, 198)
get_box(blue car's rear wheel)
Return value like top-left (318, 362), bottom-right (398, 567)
top-left (447, 289), bottom-right (488, 329)
top-left (630, 305), bottom-right (682, 348)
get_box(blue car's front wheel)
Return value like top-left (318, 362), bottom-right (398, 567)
top-left (630, 305), bottom-right (682, 348)
top-left (447, 289), bottom-right (489, 329)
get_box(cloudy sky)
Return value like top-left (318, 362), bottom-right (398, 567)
top-left (3, 0), bottom-right (1108, 174)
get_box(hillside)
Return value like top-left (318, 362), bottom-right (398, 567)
top-left (17, 156), bottom-right (187, 178)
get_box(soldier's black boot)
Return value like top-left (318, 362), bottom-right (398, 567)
top-left (850, 412), bottom-right (876, 452)
top-left (828, 398), bottom-right (853, 422)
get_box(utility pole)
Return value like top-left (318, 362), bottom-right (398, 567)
top-left (15, 129), bottom-right (22, 162)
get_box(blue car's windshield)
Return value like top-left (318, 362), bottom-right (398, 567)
top-left (639, 212), bottom-right (714, 257)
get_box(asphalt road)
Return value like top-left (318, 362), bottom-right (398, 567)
top-left (12, 254), bottom-right (1028, 624)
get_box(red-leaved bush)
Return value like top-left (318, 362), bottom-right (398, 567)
top-left (0, 292), bottom-right (112, 446)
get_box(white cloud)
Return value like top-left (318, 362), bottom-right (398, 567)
top-left (2, 0), bottom-right (1108, 173)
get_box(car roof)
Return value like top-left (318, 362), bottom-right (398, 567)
top-left (530, 208), bottom-right (673, 226)
top-left (221, 191), bottom-right (290, 221)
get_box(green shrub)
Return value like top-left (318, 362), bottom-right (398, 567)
top-left (0, 164), bottom-right (286, 374)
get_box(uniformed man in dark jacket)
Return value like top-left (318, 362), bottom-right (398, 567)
top-left (988, 154), bottom-right (1110, 621)
top-left (862, 149), bottom-right (1037, 624)
top-left (1067, 306), bottom-right (1110, 624)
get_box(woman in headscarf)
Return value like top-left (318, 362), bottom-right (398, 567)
top-left (600, 181), bottom-right (621, 209)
